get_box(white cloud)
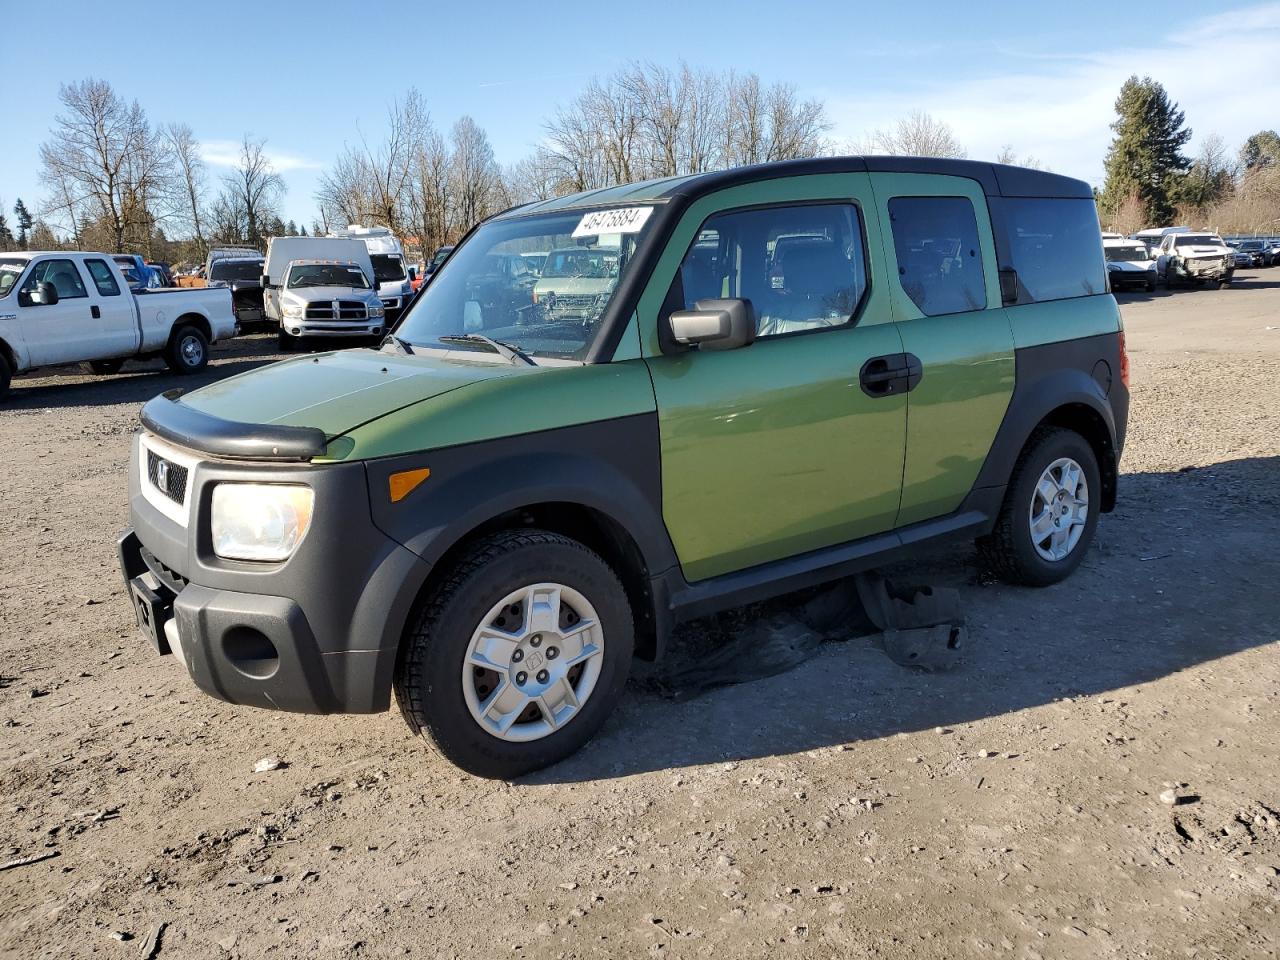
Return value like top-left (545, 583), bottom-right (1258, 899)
top-left (824, 3), bottom-right (1280, 185)
top-left (198, 139), bottom-right (323, 173)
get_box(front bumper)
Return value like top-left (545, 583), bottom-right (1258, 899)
top-left (1109, 269), bottom-right (1156, 288)
top-left (280, 320), bottom-right (385, 339)
top-left (119, 433), bottom-right (428, 714)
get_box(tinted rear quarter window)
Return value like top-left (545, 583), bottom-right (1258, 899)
top-left (887, 197), bottom-right (986, 316)
top-left (991, 198), bottom-right (1105, 303)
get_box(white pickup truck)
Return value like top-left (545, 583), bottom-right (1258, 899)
top-left (0, 251), bottom-right (236, 399)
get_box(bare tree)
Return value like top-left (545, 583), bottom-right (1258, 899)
top-left (1104, 190), bottom-right (1148, 235)
top-left (994, 145), bottom-right (1045, 170)
top-left (164, 123), bottom-right (207, 254)
top-left (38, 78), bottom-right (167, 253)
top-left (218, 136), bottom-right (285, 246)
top-left (449, 117), bottom-right (508, 234)
top-left (863, 111), bottom-right (967, 158)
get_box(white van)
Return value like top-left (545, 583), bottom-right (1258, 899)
top-left (327, 225), bottom-right (413, 319)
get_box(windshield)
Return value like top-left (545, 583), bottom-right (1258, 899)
top-left (430, 247), bottom-right (453, 269)
top-left (1239, 240), bottom-right (1264, 250)
top-left (370, 253), bottom-right (406, 282)
top-left (1105, 245), bottom-right (1150, 262)
top-left (210, 260), bottom-right (263, 282)
top-left (286, 263), bottom-right (370, 288)
top-left (0, 258), bottom-right (26, 298)
top-left (395, 207), bottom-right (655, 361)
top-left (1175, 235), bottom-right (1221, 247)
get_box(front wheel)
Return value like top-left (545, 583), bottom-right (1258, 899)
top-left (395, 530), bottom-right (634, 779)
top-left (977, 427), bottom-right (1101, 587)
top-left (277, 327), bottom-right (300, 352)
top-left (0, 352), bottom-right (11, 400)
top-left (164, 324), bottom-right (209, 374)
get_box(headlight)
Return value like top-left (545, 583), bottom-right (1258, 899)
top-left (211, 483), bottom-right (314, 562)
top-left (282, 302), bottom-right (305, 319)
top-left (369, 304), bottom-right (385, 318)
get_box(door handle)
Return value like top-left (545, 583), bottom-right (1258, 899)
top-left (859, 353), bottom-right (923, 398)
top-left (91, 305), bottom-right (101, 319)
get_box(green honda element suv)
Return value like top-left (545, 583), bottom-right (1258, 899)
top-left (119, 157), bottom-right (1128, 778)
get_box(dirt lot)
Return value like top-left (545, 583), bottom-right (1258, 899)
top-left (1, 277), bottom-right (1278, 959)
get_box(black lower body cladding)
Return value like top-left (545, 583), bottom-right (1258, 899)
top-left (122, 433), bottom-right (430, 713)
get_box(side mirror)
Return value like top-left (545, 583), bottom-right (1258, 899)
top-left (29, 281), bottom-right (60, 306)
top-left (668, 298), bottom-right (755, 352)
top-left (261, 275), bottom-right (271, 288)
top-left (407, 267), bottom-right (417, 281)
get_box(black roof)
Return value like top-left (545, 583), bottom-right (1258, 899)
top-left (500, 155), bottom-right (1093, 221)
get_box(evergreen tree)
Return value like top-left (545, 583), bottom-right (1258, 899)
top-left (1100, 76), bottom-right (1192, 225)
top-left (286, 219), bottom-right (299, 236)
top-left (13, 198), bottom-right (33, 249)
top-left (1240, 130), bottom-right (1280, 170)
top-left (0, 210), bottom-right (13, 250)
top-left (300, 223), bottom-right (308, 236)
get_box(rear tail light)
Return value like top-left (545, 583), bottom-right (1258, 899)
top-left (1119, 331), bottom-right (1130, 389)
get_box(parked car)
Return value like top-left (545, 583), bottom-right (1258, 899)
top-left (207, 256), bottom-right (267, 327)
top-left (425, 245), bottom-right (454, 276)
top-left (532, 246), bottom-right (620, 320)
top-left (262, 236), bottom-right (383, 348)
top-left (147, 261), bottom-right (176, 287)
top-left (1155, 232), bottom-right (1234, 287)
top-left (1235, 239), bottom-right (1272, 268)
top-left (327, 225), bottom-right (414, 321)
top-left (1103, 237), bottom-right (1157, 291)
top-left (272, 259), bottom-right (385, 351)
top-left (119, 156), bottom-right (1127, 778)
top-left (0, 251), bottom-right (236, 398)
top-left (112, 254), bottom-right (163, 292)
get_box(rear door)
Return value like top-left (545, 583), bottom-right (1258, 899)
top-left (82, 257), bottom-right (139, 356)
top-left (640, 174), bottom-right (908, 583)
top-left (17, 257), bottom-right (104, 365)
top-left (867, 173), bottom-right (1015, 528)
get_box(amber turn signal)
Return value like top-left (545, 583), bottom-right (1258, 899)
top-left (389, 467), bottom-right (430, 503)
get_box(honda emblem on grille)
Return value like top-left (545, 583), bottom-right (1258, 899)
top-left (156, 459), bottom-right (169, 493)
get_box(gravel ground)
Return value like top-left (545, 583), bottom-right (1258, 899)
top-left (1, 279), bottom-right (1278, 959)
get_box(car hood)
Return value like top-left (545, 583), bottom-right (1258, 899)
top-left (177, 348), bottom-right (521, 438)
top-left (1174, 245), bottom-right (1230, 256)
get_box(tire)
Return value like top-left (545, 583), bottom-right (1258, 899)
top-left (277, 327), bottom-right (299, 352)
top-left (164, 324), bottom-right (209, 374)
top-left (1145, 281), bottom-right (1156, 293)
top-left (0, 351), bottom-right (11, 401)
top-left (395, 530), bottom-right (634, 779)
top-left (977, 427), bottom-right (1102, 587)
top-left (83, 358), bottom-right (125, 375)
top-left (1219, 280), bottom-right (1232, 290)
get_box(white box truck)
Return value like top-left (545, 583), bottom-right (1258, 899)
top-left (327, 225), bottom-right (414, 320)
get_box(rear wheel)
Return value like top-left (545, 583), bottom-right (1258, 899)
top-left (164, 324), bottom-right (208, 374)
top-left (977, 427), bottom-right (1101, 587)
top-left (83, 358), bottom-right (125, 375)
top-left (395, 530), bottom-right (634, 779)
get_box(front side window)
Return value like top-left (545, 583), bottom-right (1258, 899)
top-left (84, 259), bottom-right (121, 296)
top-left (370, 254), bottom-right (406, 282)
top-left (286, 264), bottom-right (370, 288)
top-left (396, 207), bottom-right (656, 361)
top-left (673, 203), bottom-right (868, 339)
top-left (888, 197), bottom-right (986, 316)
top-left (21, 258), bottom-right (88, 300)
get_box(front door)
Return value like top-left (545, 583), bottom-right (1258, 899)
top-left (640, 174), bottom-right (908, 583)
top-left (867, 173), bottom-right (1015, 527)
top-left (18, 257), bottom-right (102, 366)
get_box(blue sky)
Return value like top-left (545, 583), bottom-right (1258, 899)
top-left (4, 0), bottom-right (1278, 230)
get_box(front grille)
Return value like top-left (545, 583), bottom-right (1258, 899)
top-left (304, 300), bottom-right (368, 321)
top-left (146, 449), bottom-right (188, 505)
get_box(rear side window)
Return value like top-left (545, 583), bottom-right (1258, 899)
top-left (673, 202), bottom-right (869, 339)
top-left (990, 198), bottom-right (1105, 303)
top-left (887, 197), bottom-right (986, 316)
top-left (84, 259), bottom-right (121, 296)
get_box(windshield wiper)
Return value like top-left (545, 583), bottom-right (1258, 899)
top-left (438, 334), bottom-right (537, 366)
top-left (381, 333), bottom-right (415, 356)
